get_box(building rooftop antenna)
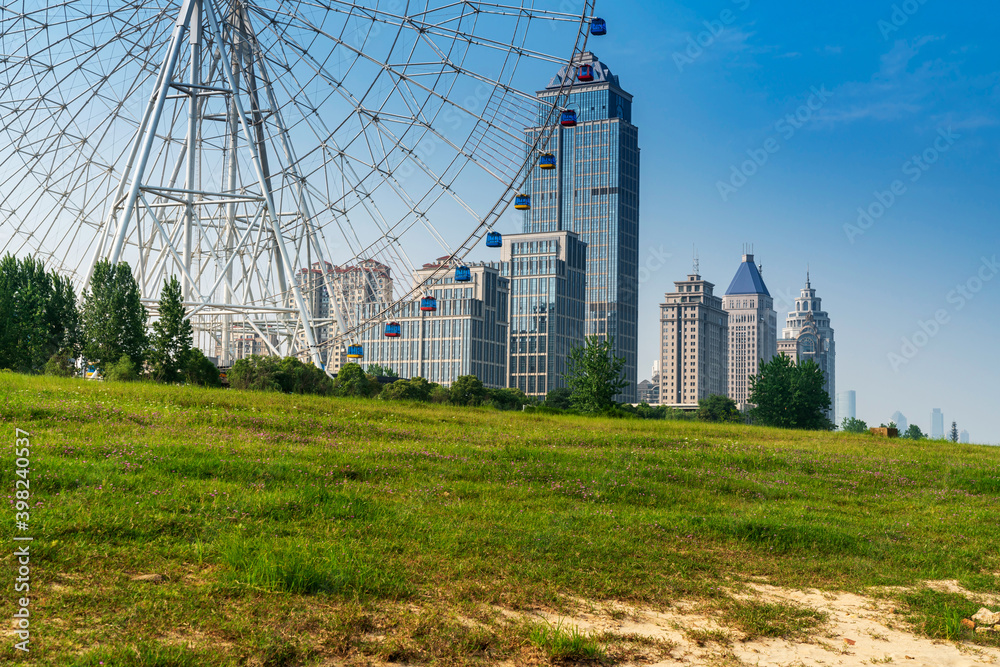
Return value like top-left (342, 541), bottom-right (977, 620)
top-left (693, 245), bottom-right (699, 276)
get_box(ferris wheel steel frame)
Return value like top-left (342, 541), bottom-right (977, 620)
top-left (0, 0), bottom-right (597, 369)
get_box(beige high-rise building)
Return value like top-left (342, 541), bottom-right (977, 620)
top-left (295, 259), bottom-right (393, 371)
top-left (722, 253), bottom-right (777, 407)
top-left (659, 273), bottom-right (728, 407)
top-left (777, 272), bottom-right (836, 422)
top-left (358, 260), bottom-right (509, 388)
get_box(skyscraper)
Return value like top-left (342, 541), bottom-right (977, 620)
top-left (659, 272), bottom-right (729, 407)
top-left (295, 260), bottom-right (393, 371)
top-left (501, 230), bottom-right (587, 397)
top-left (722, 253), bottom-right (777, 407)
top-left (524, 51), bottom-right (639, 402)
top-left (931, 408), bottom-right (945, 439)
top-left (836, 390), bottom-right (857, 424)
top-left (891, 411), bottom-right (908, 433)
top-left (960, 430), bottom-right (970, 444)
top-left (777, 272), bottom-right (836, 421)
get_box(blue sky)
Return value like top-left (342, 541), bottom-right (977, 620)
top-left (589, 0), bottom-right (999, 442)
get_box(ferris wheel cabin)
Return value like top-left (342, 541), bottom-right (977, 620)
top-left (590, 18), bottom-right (607, 36)
top-left (420, 296), bottom-right (438, 312)
top-left (485, 231), bottom-right (503, 248)
top-left (455, 265), bottom-right (471, 282)
top-left (560, 110), bottom-right (577, 127)
top-left (577, 64), bottom-right (594, 82)
top-left (514, 194), bottom-right (531, 210)
top-left (384, 322), bottom-right (401, 338)
top-left (539, 152), bottom-right (556, 169)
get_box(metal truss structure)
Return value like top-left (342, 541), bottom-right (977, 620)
top-left (0, 0), bottom-right (594, 367)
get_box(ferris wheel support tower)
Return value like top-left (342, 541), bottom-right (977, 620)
top-left (86, 0), bottom-right (340, 367)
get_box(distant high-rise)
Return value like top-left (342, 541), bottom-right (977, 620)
top-left (524, 51), bottom-right (639, 402)
top-left (295, 260), bottom-right (393, 371)
top-left (723, 253), bottom-right (777, 407)
top-left (931, 408), bottom-right (945, 439)
top-left (891, 411), bottom-right (908, 433)
top-left (359, 261), bottom-right (508, 387)
top-left (960, 429), bottom-right (970, 444)
top-left (836, 390), bottom-right (857, 424)
top-left (660, 273), bottom-right (729, 407)
top-left (501, 230), bottom-right (587, 396)
top-left (777, 272), bottom-right (835, 421)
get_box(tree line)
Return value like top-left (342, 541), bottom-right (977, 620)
top-left (0, 255), bottom-right (218, 386)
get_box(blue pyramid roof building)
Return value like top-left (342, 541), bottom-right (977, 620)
top-left (725, 254), bottom-right (770, 296)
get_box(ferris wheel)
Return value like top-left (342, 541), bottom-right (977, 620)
top-left (0, 0), bottom-right (601, 367)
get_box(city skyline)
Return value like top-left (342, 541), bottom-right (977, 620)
top-left (589, 1), bottom-right (998, 443)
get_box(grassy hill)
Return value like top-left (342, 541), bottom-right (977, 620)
top-left (2, 373), bottom-right (999, 665)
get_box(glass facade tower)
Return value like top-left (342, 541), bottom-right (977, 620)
top-left (501, 230), bottom-right (587, 396)
top-left (359, 262), bottom-right (508, 388)
top-left (524, 52), bottom-right (640, 402)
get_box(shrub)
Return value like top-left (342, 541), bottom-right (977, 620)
top-left (485, 387), bottom-right (530, 411)
top-left (44, 351), bottom-right (75, 378)
top-left (449, 374), bottom-right (486, 406)
top-left (429, 384), bottom-right (449, 404)
top-left (276, 357), bottom-right (333, 396)
top-left (104, 354), bottom-right (138, 382)
top-left (380, 376), bottom-right (432, 402)
top-left (184, 349), bottom-right (222, 388)
top-left (332, 363), bottom-right (380, 398)
top-left (228, 355), bottom-right (282, 392)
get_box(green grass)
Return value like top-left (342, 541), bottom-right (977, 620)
top-left (529, 621), bottom-right (605, 661)
top-left (2, 373), bottom-right (1000, 664)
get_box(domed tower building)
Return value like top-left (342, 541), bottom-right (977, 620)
top-left (777, 271), bottom-right (836, 422)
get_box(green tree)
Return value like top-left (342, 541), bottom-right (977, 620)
top-left (902, 424), bottom-right (925, 440)
top-left (950, 421), bottom-right (959, 443)
top-left (380, 376), bottom-right (432, 401)
top-left (149, 276), bottom-right (193, 383)
top-left (366, 363), bottom-right (398, 377)
top-left (332, 363), bottom-right (380, 397)
top-left (749, 354), bottom-right (833, 430)
top-left (841, 417), bottom-right (868, 433)
top-left (565, 335), bottom-right (628, 413)
top-left (0, 254), bottom-right (80, 372)
top-left (698, 394), bottom-right (741, 423)
top-left (44, 352), bottom-right (75, 377)
top-left (105, 354), bottom-right (139, 382)
top-left (485, 387), bottom-right (530, 411)
top-left (184, 349), bottom-right (222, 388)
top-left (449, 374), bottom-right (486, 406)
top-left (228, 355), bottom-right (282, 392)
top-left (276, 357), bottom-right (334, 395)
top-left (81, 260), bottom-right (148, 373)
top-left (544, 387), bottom-right (572, 410)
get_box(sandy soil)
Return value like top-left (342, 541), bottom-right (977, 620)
top-left (527, 581), bottom-right (1000, 666)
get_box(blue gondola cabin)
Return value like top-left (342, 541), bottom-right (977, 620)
top-left (346, 344), bottom-right (363, 359)
top-left (384, 322), bottom-right (401, 338)
top-left (514, 194), bottom-right (531, 210)
top-left (455, 265), bottom-right (471, 282)
top-left (577, 64), bottom-right (594, 82)
top-left (560, 110), bottom-right (577, 127)
top-left (420, 296), bottom-right (437, 312)
top-left (591, 18), bottom-right (607, 36)
top-left (485, 231), bottom-right (502, 248)
top-left (539, 152), bottom-right (556, 170)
